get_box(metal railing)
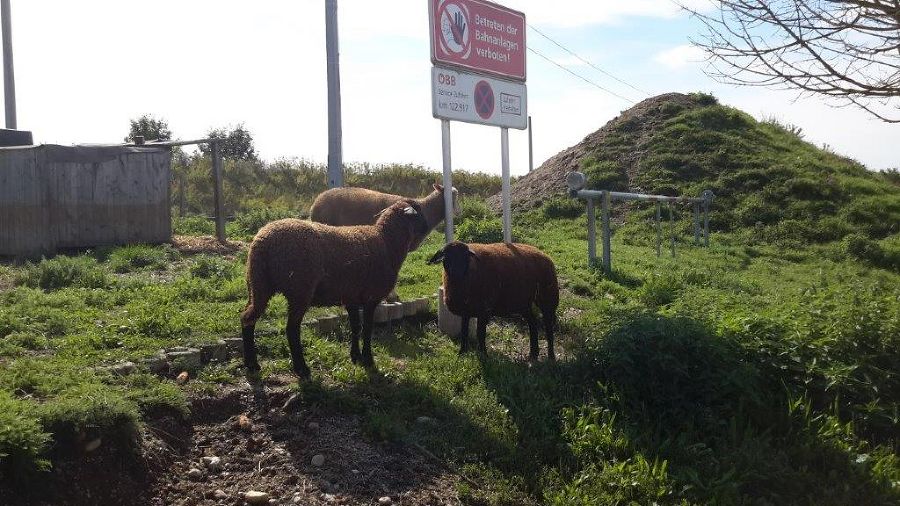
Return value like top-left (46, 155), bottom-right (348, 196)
top-left (566, 171), bottom-right (714, 273)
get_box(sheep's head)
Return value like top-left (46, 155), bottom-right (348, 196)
top-left (427, 241), bottom-right (476, 279)
top-left (432, 184), bottom-right (461, 216)
top-left (376, 201), bottom-right (429, 249)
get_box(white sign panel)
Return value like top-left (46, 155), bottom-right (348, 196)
top-left (431, 66), bottom-right (527, 129)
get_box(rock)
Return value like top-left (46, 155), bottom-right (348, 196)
top-left (281, 393), bottom-right (302, 412)
top-left (373, 304), bottom-right (392, 323)
top-left (201, 456), bottom-right (223, 472)
top-left (323, 493), bottom-right (336, 502)
top-left (317, 315), bottom-right (340, 333)
top-left (200, 340), bottom-right (229, 363)
top-left (244, 491), bottom-right (269, 505)
top-left (186, 467), bottom-right (204, 481)
top-left (144, 353), bottom-right (170, 374)
top-left (213, 489), bottom-right (228, 500)
top-left (387, 302), bottom-right (404, 321)
top-left (236, 414), bottom-right (252, 432)
top-left (403, 300), bottom-right (418, 317)
top-left (222, 337), bottom-right (244, 355)
top-left (379, 497), bottom-right (392, 505)
top-left (84, 437), bottom-right (102, 452)
top-left (307, 421), bottom-right (320, 431)
top-left (292, 494), bottom-right (303, 503)
top-left (110, 361), bottom-right (136, 376)
top-left (176, 371), bottom-right (190, 385)
top-left (167, 348), bottom-right (202, 372)
top-left (311, 454), bottom-right (325, 467)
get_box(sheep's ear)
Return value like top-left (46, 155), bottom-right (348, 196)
top-left (427, 247), bottom-right (445, 265)
top-left (433, 184), bottom-right (444, 192)
top-left (403, 206), bottom-right (418, 216)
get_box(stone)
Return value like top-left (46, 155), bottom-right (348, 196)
top-left (387, 302), bottom-right (404, 321)
top-left (144, 353), bottom-right (170, 375)
top-left (200, 340), bottom-right (228, 363)
top-left (244, 491), bottom-right (269, 505)
top-left (213, 489), bottom-right (228, 500)
top-left (186, 467), bottom-right (204, 481)
top-left (437, 287), bottom-right (476, 337)
top-left (222, 337), bottom-right (244, 355)
top-left (379, 497), bottom-right (392, 505)
top-left (292, 494), bottom-right (303, 504)
top-left (202, 456), bottom-right (223, 472)
top-left (417, 297), bottom-right (431, 314)
top-left (311, 454), bottom-right (325, 467)
top-left (110, 361), bottom-right (136, 376)
top-left (167, 348), bottom-right (202, 372)
top-left (302, 318), bottom-right (319, 329)
top-left (307, 421), bottom-right (320, 431)
top-left (84, 437), bottom-right (102, 452)
top-left (317, 315), bottom-right (340, 334)
top-left (373, 304), bottom-right (392, 323)
top-left (402, 300), bottom-right (418, 317)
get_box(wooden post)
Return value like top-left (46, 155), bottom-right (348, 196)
top-left (586, 198), bottom-right (596, 264)
top-left (601, 191), bottom-right (611, 273)
top-left (693, 202), bottom-right (701, 245)
top-left (668, 201), bottom-right (676, 258)
top-left (211, 141), bottom-right (226, 244)
top-left (655, 201), bottom-right (662, 258)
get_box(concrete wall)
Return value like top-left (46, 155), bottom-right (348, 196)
top-left (0, 144), bottom-right (172, 258)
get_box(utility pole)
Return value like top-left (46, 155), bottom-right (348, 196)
top-left (325, 0), bottom-right (343, 188)
top-left (1, 0), bottom-right (17, 129)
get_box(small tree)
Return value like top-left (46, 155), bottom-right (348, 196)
top-left (125, 115), bottom-right (172, 143)
top-left (200, 124), bottom-right (257, 161)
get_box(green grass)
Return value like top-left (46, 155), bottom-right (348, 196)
top-left (1, 206), bottom-right (897, 503)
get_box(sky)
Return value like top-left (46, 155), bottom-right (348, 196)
top-left (6, 0), bottom-right (897, 176)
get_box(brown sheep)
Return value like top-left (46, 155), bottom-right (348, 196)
top-left (240, 200), bottom-right (429, 379)
top-left (308, 184), bottom-right (459, 251)
top-left (427, 241), bottom-right (559, 361)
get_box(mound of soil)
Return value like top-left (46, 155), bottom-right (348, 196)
top-left (486, 93), bottom-right (704, 212)
top-left (172, 236), bottom-right (248, 256)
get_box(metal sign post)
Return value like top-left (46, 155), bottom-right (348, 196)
top-left (441, 120), bottom-right (454, 243)
top-left (500, 127), bottom-right (511, 242)
top-left (1, 0), bottom-right (16, 129)
top-left (325, 0), bottom-right (343, 188)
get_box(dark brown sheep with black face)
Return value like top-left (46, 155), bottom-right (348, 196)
top-left (428, 241), bottom-right (559, 361)
top-left (241, 201), bottom-right (429, 379)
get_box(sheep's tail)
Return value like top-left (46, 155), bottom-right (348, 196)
top-left (241, 243), bottom-right (273, 328)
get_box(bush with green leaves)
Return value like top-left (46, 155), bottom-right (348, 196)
top-left (15, 256), bottom-right (110, 291)
top-left (106, 244), bottom-right (175, 273)
top-left (0, 392), bottom-right (50, 481)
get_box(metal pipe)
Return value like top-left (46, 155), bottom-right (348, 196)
top-left (441, 120), bottom-right (454, 244)
top-left (575, 189), bottom-right (705, 204)
top-left (668, 201), bottom-right (675, 258)
top-left (2, 0), bottom-right (17, 129)
top-left (211, 141), bottom-right (226, 244)
top-left (129, 138), bottom-right (216, 148)
top-left (601, 190), bottom-right (611, 273)
top-left (501, 127), bottom-right (512, 243)
top-left (655, 201), bottom-right (661, 258)
top-left (325, 0), bottom-right (343, 188)
top-left (527, 116), bottom-right (533, 173)
top-left (703, 200), bottom-right (710, 247)
top-left (586, 198), bottom-right (596, 263)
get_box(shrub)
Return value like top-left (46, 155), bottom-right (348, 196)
top-left (543, 198), bottom-right (583, 219)
top-left (0, 392), bottom-right (50, 481)
top-left (189, 255), bottom-right (233, 279)
top-left (173, 215), bottom-right (215, 236)
top-left (107, 245), bottom-right (173, 273)
top-left (37, 384), bottom-right (141, 451)
top-left (457, 217), bottom-right (504, 243)
top-left (457, 197), bottom-right (495, 222)
top-left (230, 207), bottom-right (298, 238)
top-left (15, 256), bottom-right (110, 291)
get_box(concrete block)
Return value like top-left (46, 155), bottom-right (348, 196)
top-left (167, 348), bottom-right (202, 373)
top-left (373, 303), bottom-right (392, 323)
top-left (437, 287), bottom-right (475, 337)
top-left (200, 340), bottom-right (228, 363)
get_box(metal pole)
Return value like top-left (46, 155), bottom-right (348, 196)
top-left (668, 202), bottom-right (676, 258)
top-left (601, 190), bottom-right (611, 273)
top-left (693, 203), bottom-right (700, 245)
top-left (527, 116), bottom-right (534, 173)
top-left (501, 127), bottom-right (512, 243)
top-left (441, 120), bottom-right (454, 244)
top-left (211, 142), bottom-right (226, 243)
top-left (655, 201), bottom-right (661, 258)
top-left (703, 201), bottom-right (710, 247)
top-left (325, 0), bottom-right (343, 188)
top-left (1, 0), bottom-right (16, 129)
top-left (586, 198), bottom-right (596, 264)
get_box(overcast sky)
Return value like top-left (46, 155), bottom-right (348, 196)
top-left (6, 0), bottom-right (897, 175)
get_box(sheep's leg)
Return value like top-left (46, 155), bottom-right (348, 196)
top-left (285, 301), bottom-right (311, 380)
top-left (543, 308), bottom-right (557, 362)
top-left (346, 305), bottom-right (362, 364)
top-left (524, 310), bottom-right (540, 362)
top-left (240, 289), bottom-right (272, 372)
top-left (477, 316), bottom-right (489, 355)
top-left (360, 302), bottom-right (377, 368)
top-left (458, 316), bottom-right (471, 355)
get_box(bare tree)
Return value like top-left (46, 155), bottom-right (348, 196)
top-left (686, 1), bottom-right (900, 122)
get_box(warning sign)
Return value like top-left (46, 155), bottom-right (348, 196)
top-left (430, 0), bottom-right (526, 81)
top-left (431, 66), bottom-right (527, 129)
